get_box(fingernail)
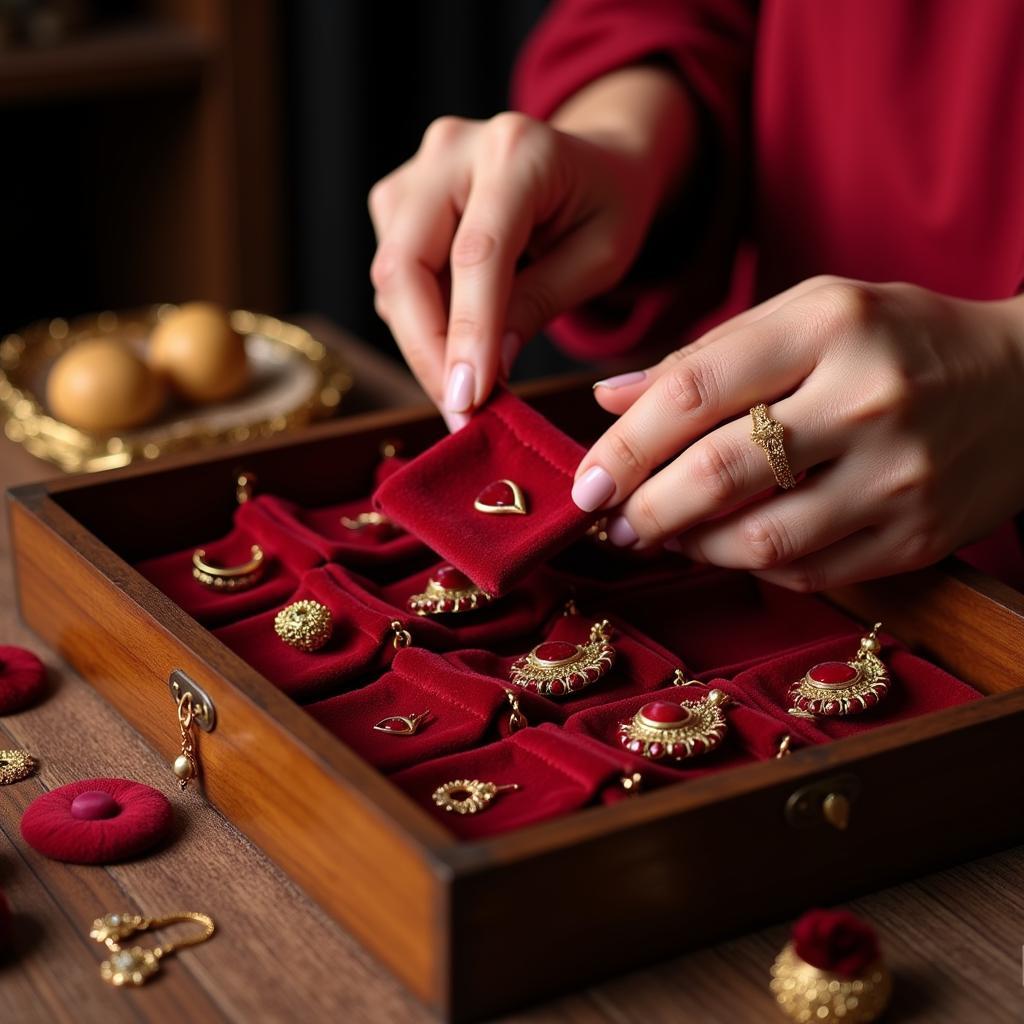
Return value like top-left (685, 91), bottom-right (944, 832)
top-left (442, 409), bottom-right (471, 433)
top-left (500, 331), bottom-right (520, 378)
top-left (593, 370), bottom-right (646, 391)
top-left (445, 362), bottom-right (475, 413)
top-left (607, 515), bottom-right (638, 547)
top-left (571, 466), bottom-right (615, 512)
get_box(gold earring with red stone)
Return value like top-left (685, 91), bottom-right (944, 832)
top-left (617, 688), bottom-right (731, 761)
top-left (509, 620), bottom-right (615, 697)
top-left (788, 623), bottom-right (888, 718)
top-left (407, 564), bottom-right (492, 616)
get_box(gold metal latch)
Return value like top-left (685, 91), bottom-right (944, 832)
top-left (785, 774), bottom-right (861, 831)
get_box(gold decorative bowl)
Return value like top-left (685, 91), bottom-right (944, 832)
top-left (0, 306), bottom-right (353, 472)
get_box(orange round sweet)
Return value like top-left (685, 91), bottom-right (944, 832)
top-left (148, 302), bottom-right (249, 404)
top-left (46, 338), bottom-right (166, 433)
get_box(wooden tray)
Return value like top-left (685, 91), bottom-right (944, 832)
top-left (9, 378), bottom-right (1024, 1021)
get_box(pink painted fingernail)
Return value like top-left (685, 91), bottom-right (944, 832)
top-left (500, 331), bottom-right (520, 378)
top-left (442, 409), bottom-right (471, 433)
top-left (445, 362), bottom-right (475, 414)
top-left (593, 370), bottom-right (646, 391)
top-left (607, 515), bottom-right (638, 547)
top-left (571, 466), bottom-right (615, 512)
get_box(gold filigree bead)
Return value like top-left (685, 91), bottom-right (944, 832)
top-left (100, 945), bottom-right (162, 987)
top-left (274, 599), bottom-right (333, 652)
top-left (0, 749), bottom-right (36, 785)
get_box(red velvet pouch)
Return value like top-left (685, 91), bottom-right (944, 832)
top-left (448, 613), bottom-right (685, 720)
top-left (373, 389), bottom-right (594, 595)
top-left (306, 647), bottom-right (555, 773)
top-left (602, 569), bottom-right (863, 677)
top-left (135, 500), bottom-right (306, 627)
top-left (563, 680), bottom-right (802, 770)
top-left (391, 724), bottom-right (655, 839)
top-left (724, 633), bottom-right (982, 743)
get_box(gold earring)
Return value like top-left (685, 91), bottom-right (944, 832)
top-left (509, 620), bottom-right (615, 697)
top-left (432, 779), bottom-right (519, 815)
top-left (473, 479), bottom-right (527, 515)
top-left (192, 545), bottom-right (265, 591)
top-left (0, 749), bottom-right (36, 785)
top-left (617, 689), bottom-right (731, 761)
top-left (90, 911), bottom-right (216, 987)
top-left (504, 689), bottom-right (527, 733)
top-left (274, 599), bottom-right (333, 651)
top-left (407, 564), bottom-right (493, 616)
top-left (373, 711), bottom-right (430, 736)
top-left (788, 623), bottom-right (888, 718)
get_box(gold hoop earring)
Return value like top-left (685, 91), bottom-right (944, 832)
top-left (192, 544), bottom-right (265, 591)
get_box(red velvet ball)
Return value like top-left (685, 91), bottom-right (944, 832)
top-left (20, 778), bottom-right (174, 864)
top-left (0, 645), bottom-right (46, 714)
top-left (792, 908), bottom-right (881, 977)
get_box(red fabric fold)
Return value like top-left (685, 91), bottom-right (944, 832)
top-left (374, 390), bottom-right (595, 595)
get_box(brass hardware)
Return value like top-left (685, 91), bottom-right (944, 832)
top-left (784, 774), bottom-right (861, 830)
top-left (620, 772), bottom-right (643, 794)
top-left (504, 689), bottom-right (527, 733)
top-left (236, 470), bottom-right (256, 504)
top-left (390, 620), bottom-right (412, 649)
top-left (168, 670), bottom-right (216, 732)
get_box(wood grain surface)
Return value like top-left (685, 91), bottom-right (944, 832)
top-left (1, 328), bottom-right (1022, 1023)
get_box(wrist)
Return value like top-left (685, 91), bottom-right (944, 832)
top-left (550, 64), bottom-right (697, 216)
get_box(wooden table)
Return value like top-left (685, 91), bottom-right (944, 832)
top-left (1, 325), bottom-right (1021, 1023)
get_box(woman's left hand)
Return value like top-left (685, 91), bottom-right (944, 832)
top-left (573, 276), bottom-right (1024, 591)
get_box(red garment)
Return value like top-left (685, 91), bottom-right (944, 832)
top-left (514, 0), bottom-right (1024, 358)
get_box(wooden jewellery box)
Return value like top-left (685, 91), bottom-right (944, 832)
top-left (9, 378), bottom-right (1024, 1022)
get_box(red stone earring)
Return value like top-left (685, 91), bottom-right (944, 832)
top-left (407, 565), bottom-right (493, 616)
top-left (616, 689), bottom-right (731, 761)
top-left (509, 620), bottom-right (615, 697)
top-left (474, 479), bottom-right (527, 515)
top-left (788, 623), bottom-right (889, 718)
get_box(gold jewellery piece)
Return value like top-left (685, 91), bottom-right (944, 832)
top-left (504, 689), bottom-right (527, 733)
top-left (90, 911), bottom-right (216, 987)
top-left (274, 599), bottom-right (333, 652)
top-left (432, 779), bottom-right (519, 815)
top-left (0, 748), bottom-right (36, 785)
top-left (172, 691), bottom-right (199, 789)
top-left (750, 402), bottom-right (796, 490)
top-left (407, 564), bottom-right (493, 616)
top-left (617, 689), bottom-right (731, 761)
top-left (509, 620), bottom-right (615, 697)
top-left (373, 710), bottom-right (431, 736)
top-left (788, 623), bottom-right (889, 718)
top-left (473, 479), bottom-right (528, 515)
top-left (341, 510), bottom-right (395, 532)
top-left (192, 544), bottom-right (265, 591)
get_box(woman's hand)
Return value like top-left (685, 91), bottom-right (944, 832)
top-left (368, 66), bottom-right (695, 429)
top-left (574, 276), bottom-right (1024, 590)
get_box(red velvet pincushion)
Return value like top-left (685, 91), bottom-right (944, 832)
top-left (0, 645), bottom-right (46, 714)
top-left (20, 778), bottom-right (174, 864)
top-left (374, 389), bottom-right (595, 595)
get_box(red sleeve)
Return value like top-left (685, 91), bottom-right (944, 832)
top-left (512, 0), bottom-right (756, 361)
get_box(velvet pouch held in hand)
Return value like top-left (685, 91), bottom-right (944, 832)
top-left (374, 389), bottom-right (595, 595)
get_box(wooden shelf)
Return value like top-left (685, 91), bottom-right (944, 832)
top-left (0, 23), bottom-right (210, 107)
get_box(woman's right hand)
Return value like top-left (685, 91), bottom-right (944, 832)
top-left (368, 67), bottom-right (695, 428)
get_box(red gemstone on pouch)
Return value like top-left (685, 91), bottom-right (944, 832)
top-left (433, 565), bottom-right (471, 591)
top-left (648, 743), bottom-right (664, 758)
top-left (640, 701), bottom-right (689, 725)
top-left (476, 480), bottom-right (517, 508)
top-left (628, 740), bottom-right (643, 753)
top-left (534, 641), bottom-right (577, 664)
top-left (70, 790), bottom-right (120, 821)
top-left (547, 680), bottom-right (564, 695)
top-left (808, 661), bottom-right (858, 685)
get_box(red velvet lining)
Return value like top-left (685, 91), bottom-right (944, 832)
top-left (374, 390), bottom-right (596, 595)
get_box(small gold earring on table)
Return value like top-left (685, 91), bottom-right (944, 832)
top-left (91, 910), bottom-right (216, 987)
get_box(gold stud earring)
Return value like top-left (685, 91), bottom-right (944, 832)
top-left (788, 623), bottom-right (888, 718)
top-left (432, 779), bottom-right (519, 815)
top-left (473, 479), bottom-right (527, 515)
top-left (0, 748), bottom-right (36, 785)
top-left (274, 600), bottom-right (333, 652)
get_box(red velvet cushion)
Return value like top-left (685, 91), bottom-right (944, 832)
top-left (392, 724), bottom-right (648, 839)
top-left (0, 645), bottom-right (47, 714)
top-left (723, 633), bottom-right (983, 743)
top-left (374, 390), bottom-right (595, 595)
top-left (603, 570), bottom-right (864, 677)
top-left (450, 614), bottom-right (685, 719)
top-left (307, 647), bottom-right (557, 773)
top-left (20, 778), bottom-right (174, 864)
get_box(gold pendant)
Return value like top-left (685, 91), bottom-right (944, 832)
top-left (473, 479), bottom-right (527, 515)
top-left (432, 779), bottom-right (519, 815)
top-left (509, 620), bottom-right (615, 697)
top-left (0, 748), bottom-right (36, 785)
top-left (192, 544), bottom-right (265, 591)
top-left (407, 565), bottom-right (492, 616)
top-left (373, 710), bottom-right (431, 736)
top-left (616, 689), bottom-right (730, 761)
top-left (788, 623), bottom-right (888, 718)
